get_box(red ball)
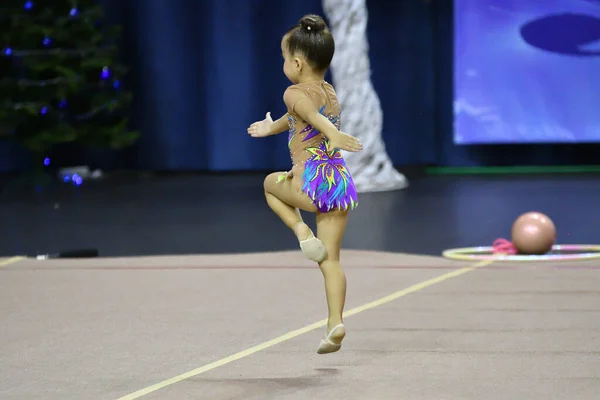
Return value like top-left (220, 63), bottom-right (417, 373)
top-left (511, 212), bottom-right (556, 255)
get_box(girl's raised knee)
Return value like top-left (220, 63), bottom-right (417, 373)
top-left (263, 173), bottom-right (277, 192)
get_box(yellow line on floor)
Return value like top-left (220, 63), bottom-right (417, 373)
top-left (0, 256), bottom-right (25, 268)
top-left (116, 259), bottom-right (494, 400)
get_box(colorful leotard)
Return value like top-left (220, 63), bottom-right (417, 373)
top-left (283, 80), bottom-right (358, 213)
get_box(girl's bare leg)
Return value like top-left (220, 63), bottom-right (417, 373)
top-left (316, 210), bottom-right (348, 329)
top-left (263, 172), bottom-right (349, 353)
top-left (263, 172), bottom-right (326, 256)
top-left (315, 209), bottom-right (349, 353)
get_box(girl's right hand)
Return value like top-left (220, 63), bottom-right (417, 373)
top-left (327, 131), bottom-right (363, 153)
top-left (247, 112), bottom-right (274, 138)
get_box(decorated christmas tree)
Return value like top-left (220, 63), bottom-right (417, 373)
top-left (0, 0), bottom-right (138, 168)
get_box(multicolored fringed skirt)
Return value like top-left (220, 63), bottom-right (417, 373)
top-left (300, 140), bottom-right (359, 213)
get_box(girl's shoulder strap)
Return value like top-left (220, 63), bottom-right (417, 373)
top-left (283, 84), bottom-right (314, 113)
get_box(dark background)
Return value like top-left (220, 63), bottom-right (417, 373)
top-left (1, 0), bottom-right (598, 173)
top-left (1, 0), bottom-right (599, 259)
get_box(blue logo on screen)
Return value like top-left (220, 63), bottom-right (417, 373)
top-left (521, 14), bottom-right (600, 56)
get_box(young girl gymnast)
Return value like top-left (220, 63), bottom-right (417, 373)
top-left (247, 14), bottom-right (363, 354)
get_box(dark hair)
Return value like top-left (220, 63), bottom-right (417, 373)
top-left (285, 14), bottom-right (335, 72)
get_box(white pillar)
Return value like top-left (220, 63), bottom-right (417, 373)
top-left (323, 0), bottom-right (408, 192)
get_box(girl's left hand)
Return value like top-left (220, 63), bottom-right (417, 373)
top-left (247, 112), bottom-right (274, 137)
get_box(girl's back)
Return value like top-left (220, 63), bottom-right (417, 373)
top-left (286, 80), bottom-right (341, 159)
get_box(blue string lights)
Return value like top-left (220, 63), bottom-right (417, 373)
top-left (2, 2), bottom-right (126, 117)
top-left (3, 0), bottom-right (102, 60)
top-left (63, 174), bottom-right (83, 186)
top-left (2, 0), bottom-right (137, 183)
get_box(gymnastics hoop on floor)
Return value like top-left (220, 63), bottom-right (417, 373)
top-left (442, 244), bottom-right (600, 262)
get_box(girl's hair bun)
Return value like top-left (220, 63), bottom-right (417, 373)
top-left (299, 14), bottom-right (327, 33)
top-left (284, 14), bottom-right (334, 71)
